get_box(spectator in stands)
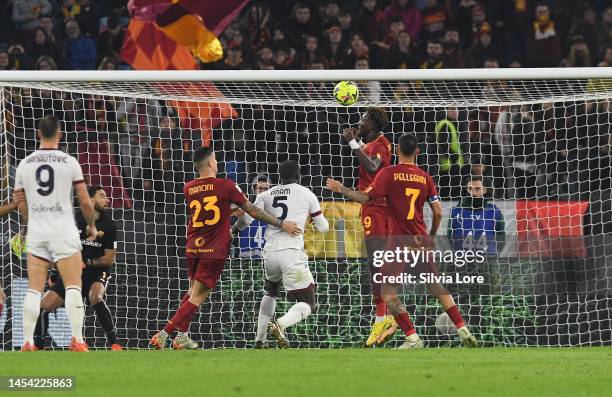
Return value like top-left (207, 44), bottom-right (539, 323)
top-left (568, 3), bottom-right (606, 56)
top-left (0, 51), bottom-right (11, 70)
top-left (221, 46), bottom-right (250, 70)
top-left (65, 19), bottom-right (96, 69)
top-left (345, 33), bottom-right (370, 68)
top-left (243, 3), bottom-right (271, 53)
top-left (321, 1), bottom-right (340, 29)
top-left (61, 0), bottom-right (81, 21)
top-left (468, 3), bottom-right (487, 44)
top-left (151, 114), bottom-right (186, 205)
top-left (420, 0), bottom-right (451, 40)
top-left (382, 16), bottom-right (406, 49)
top-left (74, 0), bottom-right (100, 39)
top-left (322, 26), bottom-right (346, 68)
top-left (442, 27), bottom-right (465, 68)
top-left (35, 54), bottom-right (57, 70)
top-left (12, 0), bottom-right (52, 31)
top-left (520, 4), bottom-right (562, 67)
top-left (483, 57), bottom-right (499, 68)
top-left (598, 44), bottom-right (612, 67)
top-left (284, 3), bottom-right (320, 49)
top-left (7, 44), bottom-right (27, 70)
top-left (98, 56), bottom-right (117, 70)
top-left (355, 57), bottom-right (381, 102)
top-left (561, 35), bottom-right (592, 67)
top-left (419, 38), bottom-right (445, 68)
top-left (97, 15), bottom-right (124, 62)
top-left (454, 0), bottom-right (478, 48)
top-left (355, 0), bottom-right (386, 44)
top-left (337, 9), bottom-right (355, 37)
top-left (466, 23), bottom-right (499, 68)
top-left (299, 35), bottom-right (324, 69)
top-left (256, 46), bottom-right (275, 69)
top-left (384, 0), bottom-right (423, 43)
top-left (40, 15), bottom-right (65, 52)
top-left (385, 30), bottom-right (417, 68)
top-left (26, 28), bottom-right (64, 69)
top-left (603, 6), bottom-right (612, 44)
top-left (274, 46), bottom-right (294, 69)
top-left (434, 107), bottom-right (467, 198)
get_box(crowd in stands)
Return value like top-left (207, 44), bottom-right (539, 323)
top-left (1, 1), bottom-right (611, 209)
top-left (0, 1), bottom-right (611, 71)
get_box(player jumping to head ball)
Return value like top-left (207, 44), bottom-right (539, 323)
top-left (328, 133), bottom-right (478, 348)
top-left (342, 107), bottom-right (398, 347)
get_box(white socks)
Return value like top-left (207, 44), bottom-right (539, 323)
top-left (277, 302), bottom-right (311, 330)
top-left (256, 295), bottom-right (276, 342)
top-left (65, 286), bottom-right (85, 343)
top-left (22, 289), bottom-right (42, 345)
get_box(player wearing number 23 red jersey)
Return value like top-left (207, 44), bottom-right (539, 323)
top-left (151, 147), bottom-right (302, 350)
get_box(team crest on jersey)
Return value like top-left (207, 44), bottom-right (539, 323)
top-left (195, 237), bottom-right (205, 247)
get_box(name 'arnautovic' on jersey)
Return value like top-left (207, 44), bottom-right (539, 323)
top-left (254, 183), bottom-right (328, 251)
top-left (14, 149), bottom-right (84, 242)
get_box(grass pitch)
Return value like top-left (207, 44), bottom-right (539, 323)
top-left (1, 348), bottom-right (610, 397)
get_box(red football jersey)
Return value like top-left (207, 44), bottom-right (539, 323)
top-left (184, 177), bottom-right (247, 259)
top-left (358, 134), bottom-right (392, 206)
top-left (366, 163), bottom-right (439, 236)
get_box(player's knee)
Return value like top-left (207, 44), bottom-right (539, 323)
top-left (264, 279), bottom-right (280, 298)
top-left (288, 285), bottom-right (317, 313)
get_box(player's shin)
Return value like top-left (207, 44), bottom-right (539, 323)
top-left (256, 294), bottom-right (276, 343)
top-left (65, 286), bottom-right (85, 343)
top-left (92, 301), bottom-right (118, 345)
top-left (33, 309), bottom-right (50, 349)
top-left (277, 302), bottom-right (312, 330)
top-left (385, 296), bottom-right (416, 336)
top-left (22, 289), bottom-right (42, 345)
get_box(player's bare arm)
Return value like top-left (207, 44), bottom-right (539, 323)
top-left (326, 178), bottom-right (370, 204)
top-left (239, 200), bottom-right (302, 236)
top-left (74, 183), bottom-right (98, 240)
top-left (342, 127), bottom-right (382, 174)
top-left (0, 199), bottom-right (18, 218)
top-left (86, 248), bottom-right (116, 268)
top-left (13, 188), bottom-right (28, 222)
top-left (429, 200), bottom-right (443, 238)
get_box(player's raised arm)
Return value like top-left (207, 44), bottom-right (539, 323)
top-left (309, 193), bottom-right (329, 233)
top-left (342, 108), bottom-right (390, 175)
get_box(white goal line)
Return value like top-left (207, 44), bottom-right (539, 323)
top-left (0, 68), bottom-right (611, 82)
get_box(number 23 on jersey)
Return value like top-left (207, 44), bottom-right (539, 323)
top-left (190, 196), bottom-right (221, 227)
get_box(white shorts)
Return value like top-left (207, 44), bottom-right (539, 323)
top-left (27, 238), bottom-right (82, 264)
top-left (263, 249), bottom-right (314, 292)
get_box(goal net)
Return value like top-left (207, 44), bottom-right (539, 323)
top-left (1, 69), bottom-right (611, 349)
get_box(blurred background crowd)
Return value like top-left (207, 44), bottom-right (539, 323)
top-left (0, 0), bottom-right (611, 210)
top-left (0, 0), bottom-right (611, 71)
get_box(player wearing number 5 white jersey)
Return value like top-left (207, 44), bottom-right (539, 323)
top-left (233, 160), bottom-right (329, 348)
top-left (13, 116), bottom-right (97, 352)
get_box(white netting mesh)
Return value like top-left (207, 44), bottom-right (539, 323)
top-left (1, 76), bottom-right (611, 349)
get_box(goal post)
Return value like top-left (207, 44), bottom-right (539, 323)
top-left (1, 68), bottom-right (611, 349)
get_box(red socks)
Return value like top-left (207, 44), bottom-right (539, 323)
top-left (445, 305), bottom-right (466, 329)
top-left (374, 295), bottom-right (387, 317)
top-left (181, 293), bottom-right (191, 305)
top-left (394, 312), bottom-right (416, 336)
top-left (164, 301), bottom-right (198, 334)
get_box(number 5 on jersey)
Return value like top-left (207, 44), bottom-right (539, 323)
top-left (190, 196), bottom-right (220, 227)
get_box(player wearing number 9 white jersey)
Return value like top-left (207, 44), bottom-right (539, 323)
top-left (233, 160), bottom-right (329, 348)
top-left (13, 116), bottom-right (98, 352)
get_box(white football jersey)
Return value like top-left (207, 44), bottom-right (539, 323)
top-left (14, 149), bottom-right (84, 242)
top-left (254, 183), bottom-right (326, 251)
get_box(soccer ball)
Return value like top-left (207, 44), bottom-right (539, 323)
top-left (435, 313), bottom-right (458, 335)
top-left (333, 81), bottom-right (359, 106)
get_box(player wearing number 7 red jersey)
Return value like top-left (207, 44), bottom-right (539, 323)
top-left (327, 133), bottom-right (477, 348)
top-left (342, 107), bottom-right (397, 347)
top-left (150, 147), bottom-right (301, 350)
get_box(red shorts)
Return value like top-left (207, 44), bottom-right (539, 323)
top-left (186, 258), bottom-right (226, 289)
top-left (360, 204), bottom-right (390, 238)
